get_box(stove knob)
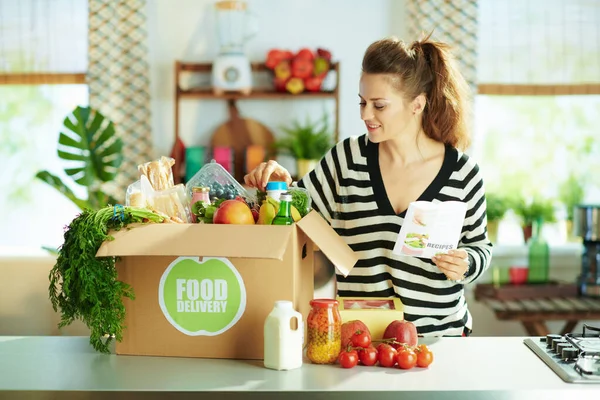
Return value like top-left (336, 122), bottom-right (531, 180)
top-left (546, 334), bottom-right (562, 348)
top-left (556, 342), bottom-right (571, 355)
top-left (552, 339), bottom-right (567, 353)
top-left (561, 347), bottom-right (579, 360)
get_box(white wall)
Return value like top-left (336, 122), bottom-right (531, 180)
top-left (146, 0), bottom-right (402, 166)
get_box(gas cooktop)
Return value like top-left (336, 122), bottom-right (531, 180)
top-left (524, 324), bottom-right (600, 384)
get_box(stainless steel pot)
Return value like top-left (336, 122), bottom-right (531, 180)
top-left (573, 205), bottom-right (600, 241)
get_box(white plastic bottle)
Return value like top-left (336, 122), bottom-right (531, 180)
top-left (264, 300), bottom-right (304, 370)
top-left (266, 181), bottom-right (288, 202)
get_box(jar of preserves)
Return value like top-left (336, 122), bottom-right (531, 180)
top-left (306, 299), bottom-right (341, 364)
top-left (190, 186), bottom-right (211, 222)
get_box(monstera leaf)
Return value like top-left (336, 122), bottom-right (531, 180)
top-left (58, 106), bottom-right (123, 185)
top-left (36, 106), bottom-right (123, 210)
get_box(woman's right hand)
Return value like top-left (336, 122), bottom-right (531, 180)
top-left (243, 160), bottom-right (293, 190)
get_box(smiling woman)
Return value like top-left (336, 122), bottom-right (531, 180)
top-left (244, 35), bottom-right (492, 337)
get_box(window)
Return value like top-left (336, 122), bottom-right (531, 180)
top-left (474, 0), bottom-right (600, 246)
top-left (0, 0), bottom-right (88, 255)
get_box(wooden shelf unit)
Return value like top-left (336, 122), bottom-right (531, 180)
top-left (174, 60), bottom-right (341, 146)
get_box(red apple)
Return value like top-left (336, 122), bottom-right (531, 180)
top-left (341, 320), bottom-right (371, 347)
top-left (291, 57), bottom-right (314, 79)
top-left (273, 76), bottom-right (290, 92)
top-left (304, 76), bottom-right (323, 92)
top-left (265, 49), bottom-right (294, 69)
top-left (213, 200), bottom-right (255, 225)
top-left (295, 48), bottom-right (315, 61)
top-left (383, 320), bottom-right (418, 347)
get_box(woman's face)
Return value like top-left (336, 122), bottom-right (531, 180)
top-left (359, 73), bottom-right (420, 143)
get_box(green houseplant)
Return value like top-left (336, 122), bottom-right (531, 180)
top-left (485, 193), bottom-right (511, 243)
top-left (35, 106), bottom-right (123, 211)
top-left (274, 112), bottom-right (334, 178)
top-left (513, 195), bottom-right (556, 242)
top-left (558, 174), bottom-right (585, 241)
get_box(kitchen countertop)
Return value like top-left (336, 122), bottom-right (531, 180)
top-left (0, 336), bottom-right (599, 399)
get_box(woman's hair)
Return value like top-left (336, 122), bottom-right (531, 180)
top-left (361, 33), bottom-right (472, 150)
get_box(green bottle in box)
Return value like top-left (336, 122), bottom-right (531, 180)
top-left (272, 193), bottom-right (294, 226)
top-left (527, 217), bottom-right (550, 284)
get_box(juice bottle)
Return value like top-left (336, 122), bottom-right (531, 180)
top-left (272, 193), bottom-right (294, 225)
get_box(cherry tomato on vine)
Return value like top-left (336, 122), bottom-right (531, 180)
top-left (358, 346), bottom-right (378, 366)
top-left (397, 348), bottom-right (418, 370)
top-left (376, 343), bottom-right (397, 368)
top-left (351, 330), bottom-right (371, 348)
top-left (416, 344), bottom-right (434, 368)
top-left (339, 349), bottom-right (359, 369)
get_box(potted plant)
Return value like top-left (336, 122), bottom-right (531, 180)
top-left (485, 193), bottom-right (511, 244)
top-left (558, 174), bottom-right (585, 241)
top-left (274, 112), bottom-right (334, 179)
top-left (513, 195), bottom-right (557, 242)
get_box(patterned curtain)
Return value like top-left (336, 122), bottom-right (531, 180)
top-left (406, 0), bottom-right (479, 95)
top-left (88, 0), bottom-right (153, 201)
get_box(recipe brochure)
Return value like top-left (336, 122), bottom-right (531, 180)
top-left (392, 201), bottom-right (468, 259)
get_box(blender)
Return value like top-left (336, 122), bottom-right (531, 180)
top-left (212, 0), bottom-right (258, 95)
top-left (573, 205), bottom-right (600, 297)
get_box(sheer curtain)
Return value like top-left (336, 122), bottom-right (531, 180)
top-left (88, 0), bottom-right (153, 200)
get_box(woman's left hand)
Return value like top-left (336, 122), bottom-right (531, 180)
top-left (432, 249), bottom-right (470, 281)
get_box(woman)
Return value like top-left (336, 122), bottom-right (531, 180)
top-left (245, 35), bottom-right (492, 337)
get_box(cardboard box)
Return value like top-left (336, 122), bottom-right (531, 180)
top-left (97, 211), bottom-right (357, 360)
top-left (337, 297), bottom-right (404, 339)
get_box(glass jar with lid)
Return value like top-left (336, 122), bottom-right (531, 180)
top-left (306, 298), bottom-right (341, 364)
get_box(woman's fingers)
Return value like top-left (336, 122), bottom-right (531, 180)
top-left (243, 161), bottom-right (292, 190)
top-left (243, 163), bottom-right (264, 188)
top-left (432, 249), bottom-right (470, 281)
top-left (260, 160), bottom-right (280, 189)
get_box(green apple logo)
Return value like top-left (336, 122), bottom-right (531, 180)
top-left (158, 257), bottom-right (246, 336)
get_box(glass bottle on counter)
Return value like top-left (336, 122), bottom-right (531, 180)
top-left (263, 300), bottom-right (304, 371)
top-left (527, 217), bottom-right (550, 284)
top-left (272, 193), bottom-right (294, 225)
top-left (306, 299), bottom-right (341, 364)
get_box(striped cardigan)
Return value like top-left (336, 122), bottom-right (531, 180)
top-left (298, 134), bottom-right (493, 336)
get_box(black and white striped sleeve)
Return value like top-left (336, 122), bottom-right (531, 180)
top-left (457, 157), bottom-right (493, 284)
top-left (297, 145), bottom-right (341, 225)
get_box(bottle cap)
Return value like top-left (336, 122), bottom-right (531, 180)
top-left (280, 193), bottom-right (292, 202)
top-left (266, 181), bottom-right (288, 191)
top-left (275, 300), bottom-right (293, 309)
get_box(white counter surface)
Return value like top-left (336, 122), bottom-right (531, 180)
top-left (0, 335), bottom-right (599, 399)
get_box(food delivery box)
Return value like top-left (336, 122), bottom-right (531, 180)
top-left (96, 211), bottom-right (358, 360)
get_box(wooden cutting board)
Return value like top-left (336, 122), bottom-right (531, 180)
top-left (211, 100), bottom-right (275, 182)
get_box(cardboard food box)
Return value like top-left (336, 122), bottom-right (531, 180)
top-left (337, 297), bottom-right (404, 339)
top-left (96, 211), bottom-right (358, 360)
